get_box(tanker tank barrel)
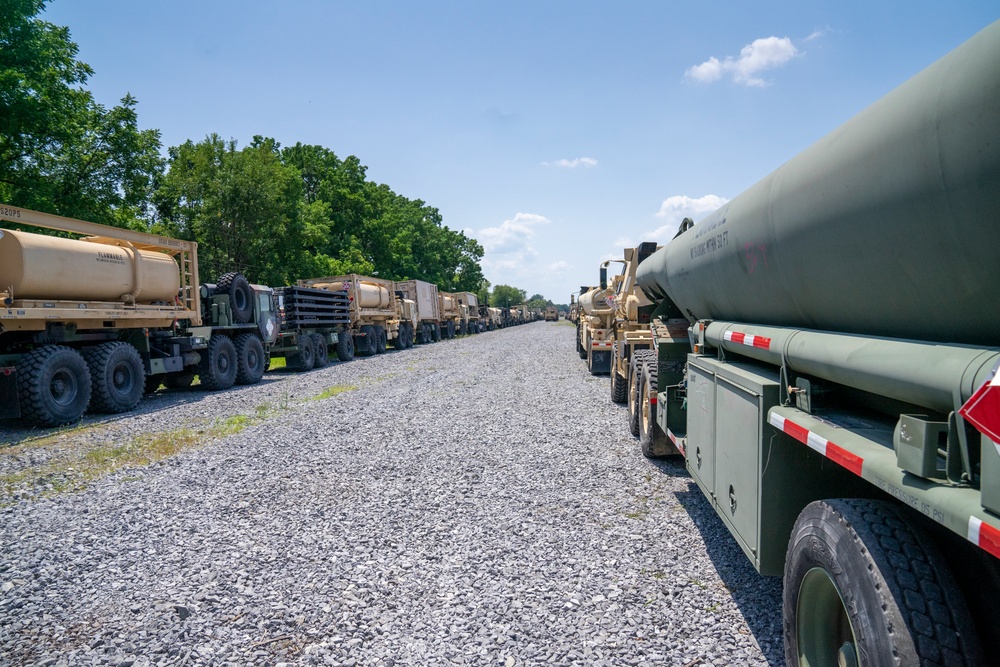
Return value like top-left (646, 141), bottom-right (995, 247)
top-left (636, 19), bottom-right (1000, 347)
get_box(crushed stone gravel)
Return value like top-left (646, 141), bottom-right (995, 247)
top-left (0, 322), bottom-right (783, 666)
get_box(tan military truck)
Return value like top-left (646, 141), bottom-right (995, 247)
top-left (393, 279), bottom-right (441, 344)
top-left (544, 305), bottom-right (558, 321)
top-left (577, 283), bottom-right (614, 375)
top-left (605, 242), bottom-right (661, 407)
top-left (299, 275), bottom-right (416, 354)
top-left (438, 291), bottom-right (464, 338)
top-left (459, 292), bottom-right (481, 333)
top-left (0, 203), bottom-right (279, 426)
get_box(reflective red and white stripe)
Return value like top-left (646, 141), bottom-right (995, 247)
top-left (668, 429), bottom-right (685, 456)
top-left (591, 341), bottom-right (613, 348)
top-left (968, 517), bottom-right (1000, 559)
top-left (723, 330), bottom-right (772, 350)
top-left (768, 413), bottom-right (864, 476)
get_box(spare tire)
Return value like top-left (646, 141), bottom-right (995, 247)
top-left (216, 272), bottom-right (254, 324)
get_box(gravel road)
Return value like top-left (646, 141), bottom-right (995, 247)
top-left (0, 322), bottom-right (784, 666)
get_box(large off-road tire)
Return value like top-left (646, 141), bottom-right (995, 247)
top-left (432, 324), bottom-right (441, 342)
top-left (197, 335), bottom-right (238, 390)
top-left (162, 370), bottom-right (195, 390)
top-left (17, 346), bottom-right (92, 426)
top-left (358, 325), bottom-right (377, 356)
top-left (84, 342), bottom-right (144, 414)
top-left (311, 333), bottom-right (329, 368)
top-left (336, 330), bottom-right (355, 362)
top-left (784, 499), bottom-right (983, 667)
top-left (628, 350), bottom-right (652, 437)
top-left (287, 333), bottom-right (315, 371)
top-left (611, 370), bottom-right (628, 404)
top-left (215, 272), bottom-right (254, 324)
top-left (638, 358), bottom-right (675, 457)
top-left (374, 325), bottom-right (387, 354)
top-left (234, 333), bottom-right (267, 385)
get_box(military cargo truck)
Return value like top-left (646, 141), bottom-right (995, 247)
top-left (604, 243), bottom-right (661, 432)
top-left (438, 291), bottom-right (464, 338)
top-left (393, 279), bottom-right (440, 344)
top-left (629, 22), bottom-right (1000, 666)
top-left (459, 292), bottom-right (481, 333)
top-left (271, 285), bottom-right (353, 370)
top-left (299, 275), bottom-right (416, 355)
top-left (544, 306), bottom-right (558, 322)
top-left (0, 205), bottom-right (277, 425)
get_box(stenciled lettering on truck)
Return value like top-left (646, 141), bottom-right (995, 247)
top-left (95, 250), bottom-right (127, 265)
top-left (0, 205), bottom-right (22, 219)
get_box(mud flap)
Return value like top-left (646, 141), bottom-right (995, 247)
top-left (0, 367), bottom-right (20, 419)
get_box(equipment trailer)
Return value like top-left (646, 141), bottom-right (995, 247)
top-left (272, 286), bottom-right (353, 370)
top-left (627, 21), bottom-right (1000, 666)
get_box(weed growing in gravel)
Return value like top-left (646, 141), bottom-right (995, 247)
top-left (268, 356), bottom-right (287, 370)
top-left (311, 385), bottom-right (359, 401)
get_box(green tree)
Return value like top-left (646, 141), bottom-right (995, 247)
top-left (154, 135), bottom-right (303, 285)
top-left (491, 285), bottom-right (526, 309)
top-left (0, 0), bottom-right (162, 225)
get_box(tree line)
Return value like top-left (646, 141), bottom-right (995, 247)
top-left (1, 0), bottom-right (500, 296)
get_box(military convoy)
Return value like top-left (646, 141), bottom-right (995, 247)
top-left (0, 204), bottom-right (540, 427)
top-left (601, 22), bottom-right (1000, 666)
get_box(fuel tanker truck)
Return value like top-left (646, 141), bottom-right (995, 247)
top-left (576, 284), bottom-right (614, 375)
top-left (0, 205), bottom-right (278, 426)
top-left (630, 22), bottom-right (1000, 666)
top-left (299, 275), bottom-right (416, 354)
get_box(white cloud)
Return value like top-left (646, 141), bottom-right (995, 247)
top-left (477, 212), bottom-right (549, 255)
top-left (542, 157), bottom-right (598, 168)
top-left (685, 36), bottom-right (800, 87)
top-left (547, 260), bottom-right (571, 272)
top-left (647, 194), bottom-right (729, 242)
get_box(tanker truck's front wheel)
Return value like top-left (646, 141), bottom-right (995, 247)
top-left (784, 499), bottom-right (982, 667)
top-left (17, 346), bottom-right (92, 427)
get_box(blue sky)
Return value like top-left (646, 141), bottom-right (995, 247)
top-left (43, 1), bottom-right (998, 303)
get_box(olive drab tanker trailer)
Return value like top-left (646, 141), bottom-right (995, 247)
top-left (300, 275), bottom-right (417, 354)
top-left (631, 21), bottom-right (1000, 666)
top-left (0, 205), bottom-right (278, 426)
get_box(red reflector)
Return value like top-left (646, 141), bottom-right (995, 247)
top-left (961, 377), bottom-right (1000, 443)
top-left (649, 395), bottom-right (657, 405)
top-left (2, 367), bottom-right (12, 376)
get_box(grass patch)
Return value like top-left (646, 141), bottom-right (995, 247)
top-left (311, 384), bottom-right (358, 401)
top-left (268, 356), bottom-right (287, 370)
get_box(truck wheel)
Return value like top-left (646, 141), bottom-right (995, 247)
top-left (312, 333), bottom-right (329, 368)
top-left (639, 359), bottom-right (675, 457)
top-left (432, 325), bottom-right (441, 342)
top-left (784, 499), bottom-right (982, 667)
top-left (85, 342), bottom-right (145, 414)
top-left (198, 335), bottom-right (238, 390)
top-left (611, 370), bottom-right (628, 404)
top-left (358, 325), bottom-right (377, 356)
top-left (17, 346), bottom-right (92, 427)
top-left (336, 330), bottom-right (355, 362)
top-left (287, 333), bottom-right (316, 371)
top-left (628, 350), bottom-right (652, 437)
top-left (374, 325), bottom-right (387, 354)
top-left (234, 334), bottom-right (267, 384)
top-left (447, 321), bottom-right (455, 339)
top-left (215, 272), bottom-right (254, 324)
top-left (163, 371), bottom-right (195, 390)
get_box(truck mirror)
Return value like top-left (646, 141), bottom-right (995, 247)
top-left (600, 267), bottom-right (608, 291)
